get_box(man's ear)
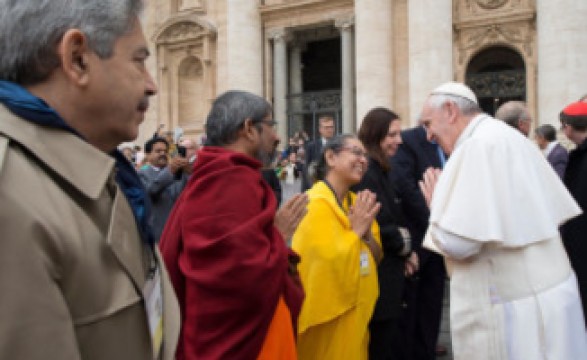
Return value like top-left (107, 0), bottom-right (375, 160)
top-left (445, 101), bottom-right (458, 123)
top-left (241, 118), bottom-right (258, 142)
top-left (58, 29), bottom-right (91, 86)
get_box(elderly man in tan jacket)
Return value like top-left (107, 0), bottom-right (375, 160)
top-left (0, 1), bottom-right (179, 359)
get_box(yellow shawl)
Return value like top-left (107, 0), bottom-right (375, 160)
top-left (292, 181), bottom-right (380, 335)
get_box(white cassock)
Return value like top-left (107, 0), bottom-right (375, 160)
top-left (424, 114), bottom-right (587, 360)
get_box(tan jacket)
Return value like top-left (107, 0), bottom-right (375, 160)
top-left (0, 105), bottom-right (179, 360)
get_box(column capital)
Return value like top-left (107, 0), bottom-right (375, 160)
top-left (289, 40), bottom-right (307, 52)
top-left (335, 16), bottom-right (355, 31)
top-left (267, 28), bottom-right (290, 42)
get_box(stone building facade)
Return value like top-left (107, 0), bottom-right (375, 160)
top-left (139, 0), bottom-right (587, 145)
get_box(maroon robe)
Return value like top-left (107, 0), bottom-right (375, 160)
top-left (159, 147), bottom-right (303, 360)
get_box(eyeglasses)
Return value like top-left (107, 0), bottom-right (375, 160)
top-left (340, 146), bottom-right (368, 159)
top-left (256, 119), bottom-right (277, 128)
top-left (560, 122), bottom-right (569, 130)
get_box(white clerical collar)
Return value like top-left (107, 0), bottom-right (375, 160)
top-left (543, 141), bottom-right (558, 157)
top-left (454, 113), bottom-right (488, 150)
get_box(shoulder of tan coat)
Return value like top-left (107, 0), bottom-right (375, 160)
top-left (0, 133), bottom-right (8, 171)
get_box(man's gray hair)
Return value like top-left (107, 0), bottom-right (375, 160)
top-left (0, 0), bottom-right (144, 85)
top-left (427, 94), bottom-right (481, 116)
top-left (495, 101), bottom-right (530, 128)
top-left (205, 91), bottom-right (272, 147)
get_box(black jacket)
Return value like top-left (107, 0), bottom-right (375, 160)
top-left (390, 126), bottom-right (442, 266)
top-left (353, 158), bottom-right (406, 320)
top-left (562, 138), bottom-right (587, 320)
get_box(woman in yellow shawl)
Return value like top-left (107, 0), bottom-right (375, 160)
top-left (292, 134), bottom-right (383, 360)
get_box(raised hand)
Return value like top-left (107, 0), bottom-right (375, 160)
top-left (348, 189), bottom-right (381, 239)
top-left (418, 167), bottom-right (442, 208)
top-left (274, 193), bottom-right (309, 241)
top-left (169, 157), bottom-right (189, 174)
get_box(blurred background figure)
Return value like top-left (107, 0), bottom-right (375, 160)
top-left (301, 115), bottom-right (336, 191)
top-left (353, 108), bottom-right (417, 360)
top-left (534, 124), bottom-right (568, 179)
top-left (261, 139), bottom-right (283, 206)
top-left (278, 152), bottom-right (303, 204)
top-left (179, 137), bottom-right (200, 164)
top-left (139, 137), bottom-right (190, 242)
top-left (119, 142), bottom-right (136, 163)
top-left (495, 100), bottom-right (532, 137)
top-left (134, 144), bottom-right (145, 168)
top-left (293, 134), bottom-right (382, 360)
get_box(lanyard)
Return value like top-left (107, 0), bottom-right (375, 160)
top-left (322, 179), bottom-right (352, 214)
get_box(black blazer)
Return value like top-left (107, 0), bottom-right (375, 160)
top-left (353, 158), bottom-right (406, 320)
top-left (390, 126), bottom-right (442, 265)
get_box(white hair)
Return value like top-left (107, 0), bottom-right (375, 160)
top-left (427, 94), bottom-right (481, 116)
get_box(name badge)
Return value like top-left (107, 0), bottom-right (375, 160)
top-left (360, 250), bottom-right (370, 276)
top-left (144, 267), bottom-right (163, 359)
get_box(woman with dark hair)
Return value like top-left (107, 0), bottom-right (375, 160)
top-left (292, 134), bottom-right (383, 360)
top-left (354, 107), bottom-right (417, 360)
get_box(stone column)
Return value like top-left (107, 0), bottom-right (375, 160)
top-left (270, 28), bottom-right (289, 144)
top-left (408, 0), bottom-right (452, 125)
top-left (289, 42), bottom-right (304, 134)
top-left (354, 1), bottom-right (394, 125)
top-left (226, 0), bottom-right (263, 95)
top-left (537, 0), bottom-right (587, 126)
top-left (336, 17), bottom-right (355, 134)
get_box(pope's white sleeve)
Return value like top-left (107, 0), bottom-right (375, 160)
top-left (431, 227), bottom-right (482, 260)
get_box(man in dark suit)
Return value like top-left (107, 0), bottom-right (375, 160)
top-left (535, 124), bottom-right (568, 179)
top-left (560, 101), bottom-right (587, 323)
top-left (391, 125), bottom-right (447, 360)
top-left (300, 115), bottom-right (335, 191)
top-left (139, 137), bottom-right (190, 242)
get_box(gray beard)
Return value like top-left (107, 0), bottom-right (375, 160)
top-left (256, 148), bottom-right (276, 168)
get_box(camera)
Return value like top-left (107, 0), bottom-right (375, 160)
top-left (177, 145), bottom-right (187, 158)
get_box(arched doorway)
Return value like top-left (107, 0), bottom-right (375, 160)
top-left (465, 46), bottom-right (526, 116)
top-left (178, 56), bottom-right (205, 128)
top-left (286, 26), bottom-right (343, 140)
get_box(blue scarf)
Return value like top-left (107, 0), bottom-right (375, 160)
top-left (0, 80), bottom-right (154, 247)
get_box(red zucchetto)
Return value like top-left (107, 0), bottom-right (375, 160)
top-left (560, 101), bottom-right (587, 127)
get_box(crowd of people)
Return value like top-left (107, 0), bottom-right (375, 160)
top-left (1, 1), bottom-right (587, 360)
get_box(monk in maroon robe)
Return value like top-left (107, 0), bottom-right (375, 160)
top-left (159, 91), bottom-right (307, 360)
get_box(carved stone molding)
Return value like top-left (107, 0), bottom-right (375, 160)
top-left (334, 16), bottom-right (354, 31)
top-left (178, 0), bottom-right (206, 13)
top-left (455, 0), bottom-right (534, 23)
top-left (455, 21), bottom-right (534, 66)
top-left (157, 22), bottom-right (207, 43)
top-left (475, 0), bottom-right (508, 10)
top-left (153, 15), bottom-right (216, 45)
top-left (268, 28), bottom-right (291, 42)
